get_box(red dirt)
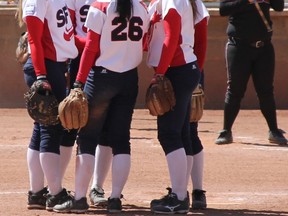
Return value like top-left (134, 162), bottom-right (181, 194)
top-left (0, 109), bottom-right (288, 216)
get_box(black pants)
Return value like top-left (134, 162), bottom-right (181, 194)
top-left (77, 67), bottom-right (138, 156)
top-left (190, 70), bottom-right (204, 155)
top-left (23, 57), bottom-right (76, 151)
top-left (68, 54), bottom-right (81, 90)
top-left (223, 38), bottom-right (278, 132)
top-left (158, 62), bottom-right (200, 155)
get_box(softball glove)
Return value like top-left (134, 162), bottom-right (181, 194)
top-left (58, 87), bottom-right (88, 130)
top-left (190, 84), bottom-right (205, 122)
top-left (145, 75), bottom-right (176, 116)
top-left (24, 79), bottom-right (59, 126)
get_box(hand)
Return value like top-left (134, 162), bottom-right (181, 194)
top-left (35, 75), bottom-right (52, 93)
top-left (150, 73), bottom-right (164, 85)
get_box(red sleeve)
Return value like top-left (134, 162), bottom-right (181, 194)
top-left (143, 32), bottom-right (148, 52)
top-left (194, 17), bottom-right (208, 71)
top-left (156, 9), bottom-right (181, 74)
top-left (68, 9), bottom-right (76, 33)
top-left (74, 35), bottom-right (86, 53)
top-left (76, 30), bottom-right (100, 84)
top-left (26, 16), bottom-right (46, 76)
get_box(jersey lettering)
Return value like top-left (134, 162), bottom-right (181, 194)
top-left (80, 5), bottom-right (90, 23)
top-left (111, 16), bottom-right (143, 42)
top-left (57, 6), bottom-right (69, 27)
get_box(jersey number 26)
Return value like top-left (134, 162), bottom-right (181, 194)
top-left (112, 17), bottom-right (144, 42)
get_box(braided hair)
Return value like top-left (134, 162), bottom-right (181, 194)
top-left (116, 0), bottom-right (133, 21)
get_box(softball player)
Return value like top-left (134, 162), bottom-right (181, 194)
top-left (66, 0), bottom-right (91, 91)
top-left (215, 0), bottom-right (287, 145)
top-left (146, 0), bottom-right (201, 214)
top-left (53, 0), bottom-right (149, 213)
top-left (189, 0), bottom-right (209, 210)
top-left (17, 1), bottom-right (78, 210)
top-left (66, 0), bottom-right (112, 207)
top-left (22, 0), bottom-right (78, 211)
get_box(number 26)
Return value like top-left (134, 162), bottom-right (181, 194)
top-left (111, 16), bottom-right (143, 41)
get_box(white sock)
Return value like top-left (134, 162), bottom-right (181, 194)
top-left (59, 146), bottom-right (73, 181)
top-left (110, 154), bottom-right (130, 199)
top-left (74, 154), bottom-right (95, 200)
top-left (166, 148), bottom-right (187, 200)
top-left (91, 145), bottom-right (112, 189)
top-left (191, 150), bottom-right (204, 190)
top-left (27, 148), bottom-right (45, 192)
top-left (40, 152), bottom-right (62, 195)
top-left (186, 155), bottom-right (193, 188)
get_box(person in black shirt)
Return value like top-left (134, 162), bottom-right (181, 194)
top-left (215, 0), bottom-right (287, 145)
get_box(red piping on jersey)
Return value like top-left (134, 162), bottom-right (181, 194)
top-left (91, 1), bottom-right (109, 14)
top-left (68, 8), bottom-right (77, 34)
top-left (68, 8), bottom-right (86, 53)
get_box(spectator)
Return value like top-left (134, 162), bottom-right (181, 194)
top-left (215, 0), bottom-right (287, 145)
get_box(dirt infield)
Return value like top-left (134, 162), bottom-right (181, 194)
top-left (0, 109), bottom-right (288, 216)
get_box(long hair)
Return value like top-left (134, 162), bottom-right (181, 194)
top-left (116, 0), bottom-right (133, 21)
top-left (16, 0), bottom-right (24, 27)
top-left (189, 0), bottom-right (199, 23)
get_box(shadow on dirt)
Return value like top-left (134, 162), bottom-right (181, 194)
top-left (87, 205), bottom-right (288, 216)
top-left (193, 208), bottom-right (288, 216)
top-left (240, 142), bottom-right (288, 148)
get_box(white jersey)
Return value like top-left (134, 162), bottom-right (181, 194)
top-left (147, 0), bottom-right (197, 68)
top-left (85, 0), bottom-right (149, 72)
top-left (66, 0), bottom-right (94, 37)
top-left (22, 0), bottom-right (78, 62)
top-left (195, 0), bottom-right (209, 25)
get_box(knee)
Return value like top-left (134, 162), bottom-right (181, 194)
top-left (61, 129), bottom-right (77, 147)
top-left (158, 133), bottom-right (183, 155)
top-left (76, 139), bottom-right (96, 156)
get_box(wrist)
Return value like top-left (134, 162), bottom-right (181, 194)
top-left (37, 75), bottom-right (47, 80)
top-left (34, 76), bottom-right (51, 92)
top-left (151, 73), bottom-right (164, 85)
top-left (73, 80), bottom-right (84, 89)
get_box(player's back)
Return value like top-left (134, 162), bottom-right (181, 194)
top-left (86, 0), bottom-right (149, 72)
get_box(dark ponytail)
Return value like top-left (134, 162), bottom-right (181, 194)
top-left (116, 0), bottom-right (133, 21)
top-left (189, 0), bottom-right (199, 23)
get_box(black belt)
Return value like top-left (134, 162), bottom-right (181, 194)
top-left (250, 40), bottom-right (266, 48)
top-left (229, 37), bottom-right (271, 48)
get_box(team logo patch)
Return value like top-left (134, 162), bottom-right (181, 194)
top-left (63, 26), bottom-right (74, 41)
